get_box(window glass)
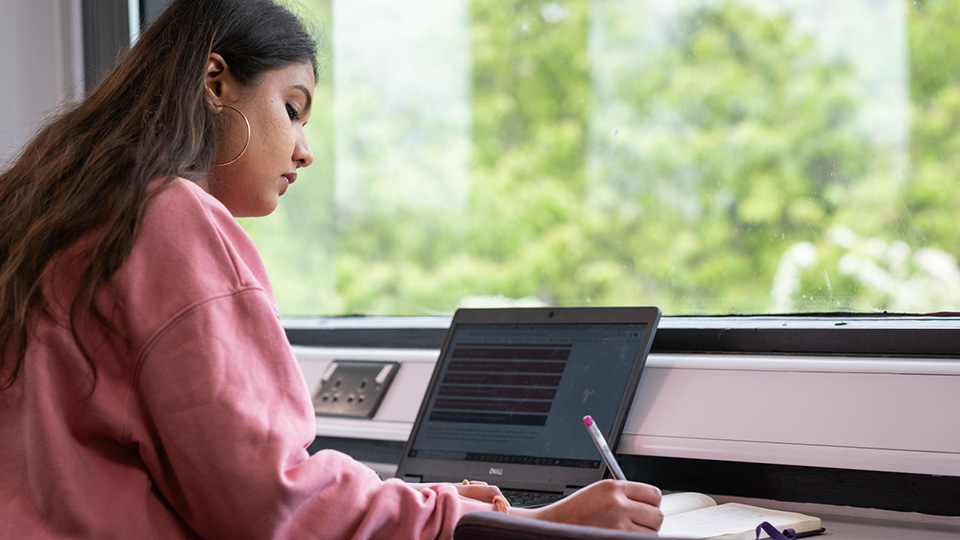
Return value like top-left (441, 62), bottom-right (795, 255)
top-left (248, 0), bottom-right (960, 316)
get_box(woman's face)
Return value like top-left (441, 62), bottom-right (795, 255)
top-left (203, 57), bottom-right (315, 217)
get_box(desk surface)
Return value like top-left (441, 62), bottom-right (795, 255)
top-left (707, 495), bottom-right (960, 540)
top-left (820, 514), bottom-right (960, 539)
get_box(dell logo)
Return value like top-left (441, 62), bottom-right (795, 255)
top-left (488, 468), bottom-right (503, 475)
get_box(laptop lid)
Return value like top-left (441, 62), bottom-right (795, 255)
top-left (396, 306), bottom-right (661, 494)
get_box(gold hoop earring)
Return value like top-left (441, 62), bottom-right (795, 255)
top-left (214, 104), bottom-right (251, 167)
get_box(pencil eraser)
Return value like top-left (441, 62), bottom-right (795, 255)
top-left (583, 415), bottom-right (594, 427)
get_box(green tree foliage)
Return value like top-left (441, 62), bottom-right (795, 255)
top-left (904, 0), bottom-right (960, 254)
top-left (243, 0), bottom-right (960, 316)
top-left (782, 0), bottom-right (960, 313)
top-left (589, 3), bottom-right (872, 313)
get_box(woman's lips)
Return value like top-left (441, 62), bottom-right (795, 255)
top-left (279, 173), bottom-right (297, 195)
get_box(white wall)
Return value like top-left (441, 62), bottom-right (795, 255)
top-left (0, 0), bottom-right (83, 168)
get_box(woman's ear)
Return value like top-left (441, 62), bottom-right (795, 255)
top-left (205, 53), bottom-right (238, 104)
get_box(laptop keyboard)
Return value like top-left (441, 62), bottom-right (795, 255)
top-left (500, 489), bottom-right (564, 508)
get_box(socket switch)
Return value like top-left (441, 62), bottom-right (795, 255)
top-left (312, 360), bottom-right (400, 418)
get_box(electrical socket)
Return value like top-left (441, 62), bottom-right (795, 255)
top-left (312, 360), bottom-right (400, 418)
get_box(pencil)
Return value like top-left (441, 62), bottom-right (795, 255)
top-left (582, 415), bottom-right (627, 481)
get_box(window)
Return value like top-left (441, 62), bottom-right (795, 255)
top-left (245, 0), bottom-right (960, 317)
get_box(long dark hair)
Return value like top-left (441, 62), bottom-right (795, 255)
top-left (0, 0), bottom-right (318, 390)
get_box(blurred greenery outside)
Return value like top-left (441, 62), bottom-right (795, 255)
top-left (244, 0), bottom-right (960, 317)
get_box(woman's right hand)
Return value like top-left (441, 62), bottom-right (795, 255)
top-left (508, 479), bottom-right (664, 533)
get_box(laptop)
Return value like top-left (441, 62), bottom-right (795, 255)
top-left (396, 306), bottom-right (661, 507)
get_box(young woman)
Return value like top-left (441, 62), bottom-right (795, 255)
top-left (0, 0), bottom-right (663, 538)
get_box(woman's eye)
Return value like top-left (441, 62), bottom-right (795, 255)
top-left (286, 103), bottom-right (300, 121)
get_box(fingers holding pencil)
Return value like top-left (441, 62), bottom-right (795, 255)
top-left (504, 414), bottom-right (664, 532)
top-left (510, 479), bottom-right (664, 532)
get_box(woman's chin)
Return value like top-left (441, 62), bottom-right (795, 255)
top-left (228, 197), bottom-right (279, 218)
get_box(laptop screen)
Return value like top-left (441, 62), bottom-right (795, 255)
top-left (406, 321), bottom-right (651, 470)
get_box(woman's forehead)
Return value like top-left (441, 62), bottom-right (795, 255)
top-left (262, 61), bottom-right (315, 91)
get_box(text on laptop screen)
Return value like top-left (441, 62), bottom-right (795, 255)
top-left (407, 322), bottom-right (649, 469)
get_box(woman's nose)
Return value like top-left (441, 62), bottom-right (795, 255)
top-left (294, 134), bottom-right (313, 168)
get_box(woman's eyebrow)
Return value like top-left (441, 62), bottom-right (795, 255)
top-left (294, 84), bottom-right (313, 113)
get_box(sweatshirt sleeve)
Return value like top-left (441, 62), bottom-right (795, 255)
top-left (129, 286), bottom-right (493, 540)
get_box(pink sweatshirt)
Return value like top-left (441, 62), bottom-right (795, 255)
top-left (0, 178), bottom-right (493, 539)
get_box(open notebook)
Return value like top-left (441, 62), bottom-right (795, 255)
top-left (660, 493), bottom-right (824, 540)
top-left (396, 307), bottom-right (661, 507)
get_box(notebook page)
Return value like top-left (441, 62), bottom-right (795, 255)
top-left (660, 502), bottom-right (820, 540)
top-left (661, 492), bottom-right (718, 516)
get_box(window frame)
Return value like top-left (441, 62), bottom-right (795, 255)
top-left (283, 315), bottom-right (960, 357)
